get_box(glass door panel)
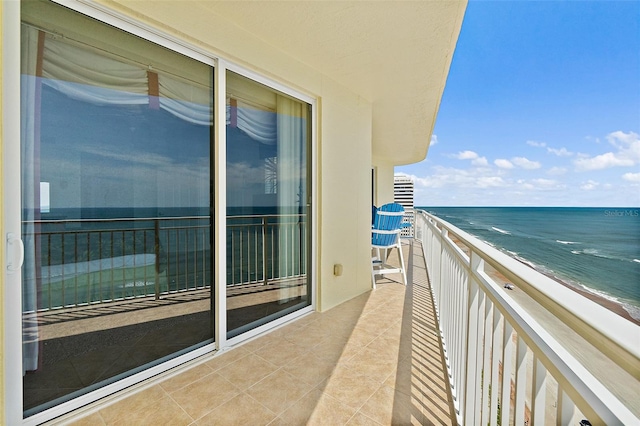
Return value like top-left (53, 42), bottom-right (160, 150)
top-left (20, 1), bottom-right (214, 415)
top-left (226, 71), bottom-right (312, 338)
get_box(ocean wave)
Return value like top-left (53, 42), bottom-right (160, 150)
top-left (514, 255), bottom-right (539, 270)
top-left (623, 304), bottom-right (640, 322)
top-left (491, 226), bottom-right (511, 235)
top-left (570, 248), bottom-right (638, 263)
top-left (497, 247), bottom-right (640, 321)
top-left (556, 240), bottom-right (580, 245)
top-left (570, 284), bottom-right (640, 322)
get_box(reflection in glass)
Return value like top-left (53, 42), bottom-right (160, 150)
top-left (226, 71), bottom-right (312, 337)
top-left (20, 2), bottom-right (214, 415)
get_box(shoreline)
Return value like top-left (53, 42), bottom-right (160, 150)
top-left (487, 262), bottom-right (640, 326)
top-left (448, 234), bottom-right (640, 326)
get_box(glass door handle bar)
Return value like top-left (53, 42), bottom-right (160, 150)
top-left (6, 232), bottom-right (24, 273)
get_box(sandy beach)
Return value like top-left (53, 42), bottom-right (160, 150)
top-left (486, 265), bottom-right (640, 326)
top-left (449, 235), bottom-right (640, 326)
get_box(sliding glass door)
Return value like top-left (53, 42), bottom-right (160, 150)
top-left (12, 0), bottom-right (315, 421)
top-left (20, 1), bottom-right (214, 415)
top-left (226, 71), bottom-right (313, 337)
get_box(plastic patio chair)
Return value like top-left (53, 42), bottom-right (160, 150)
top-left (371, 202), bottom-right (407, 289)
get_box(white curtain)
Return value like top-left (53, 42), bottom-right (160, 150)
top-left (276, 95), bottom-right (308, 302)
top-left (36, 28), bottom-right (214, 125)
top-left (159, 74), bottom-right (212, 126)
top-left (42, 36), bottom-right (148, 106)
top-left (226, 97), bottom-right (277, 145)
top-left (20, 24), bottom-right (41, 374)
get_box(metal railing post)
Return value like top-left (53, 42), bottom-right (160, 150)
top-left (154, 218), bottom-right (160, 300)
top-left (262, 216), bottom-right (268, 285)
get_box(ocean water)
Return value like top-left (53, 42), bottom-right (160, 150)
top-left (420, 207), bottom-right (640, 321)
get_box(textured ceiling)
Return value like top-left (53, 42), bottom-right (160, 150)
top-left (196, 1), bottom-right (467, 164)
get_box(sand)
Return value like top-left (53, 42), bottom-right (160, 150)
top-left (486, 261), bottom-right (640, 326)
top-left (449, 234), bottom-right (640, 326)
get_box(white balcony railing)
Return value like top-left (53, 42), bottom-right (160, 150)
top-left (25, 214), bottom-right (306, 311)
top-left (414, 209), bottom-right (639, 425)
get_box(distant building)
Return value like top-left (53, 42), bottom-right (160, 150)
top-left (394, 175), bottom-right (414, 237)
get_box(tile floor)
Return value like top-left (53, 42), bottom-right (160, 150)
top-left (59, 241), bottom-right (455, 425)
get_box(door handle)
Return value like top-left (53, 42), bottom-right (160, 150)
top-left (7, 233), bottom-right (24, 273)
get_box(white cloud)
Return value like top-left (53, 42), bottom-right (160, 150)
top-left (580, 180), bottom-right (599, 190)
top-left (527, 140), bottom-right (546, 147)
top-left (476, 176), bottom-right (505, 188)
top-left (472, 156), bottom-right (489, 166)
top-left (622, 172), bottom-right (640, 182)
top-left (574, 152), bottom-right (635, 170)
top-left (407, 166), bottom-right (508, 190)
top-left (531, 178), bottom-right (560, 188)
top-left (516, 178), bottom-right (562, 191)
top-left (494, 159), bottom-right (514, 169)
top-left (547, 167), bottom-right (567, 176)
top-left (547, 147), bottom-right (573, 157)
top-left (574, 130), bottom-right (640, 171)
top-left (454, 150), bottom-right (480, 160)
top-left (450, 150), bottom-right (488, 166)
top-left (512, 156), bottom-right (541, 169)
top-left (430, 134), bottom-right (439, 146)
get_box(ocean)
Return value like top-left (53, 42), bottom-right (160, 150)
top-left (420, 207), bottom-right (640, 321)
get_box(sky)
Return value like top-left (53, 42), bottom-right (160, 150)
top-left (397, 0), bottom-right (640, 207)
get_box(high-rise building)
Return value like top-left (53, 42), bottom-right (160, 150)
top-left (394, 175), bottom-right (414, 237)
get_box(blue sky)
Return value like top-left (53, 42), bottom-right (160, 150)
top-left (397, 0), bottom-right (640, 207)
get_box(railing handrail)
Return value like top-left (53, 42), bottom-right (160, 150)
top-left (418, 209), bottom-right (640, 376)
top-left (26, 213), bottom-right (305, 225)
top-left (415, 209), bottom-right (639, 423)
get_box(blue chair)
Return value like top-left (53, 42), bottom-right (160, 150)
top-left (371, 203), bottom-right (407, 289)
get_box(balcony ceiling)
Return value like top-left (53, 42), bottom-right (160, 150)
top-left (115, 1), bottom-right (467, 165)
top-left (204, 1), bottom-right (466, 165)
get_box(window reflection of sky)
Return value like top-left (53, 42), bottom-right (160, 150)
top-left (39, 81), bottom-right (211, 210)
top-left (33, 78), bottom-right (308, 214)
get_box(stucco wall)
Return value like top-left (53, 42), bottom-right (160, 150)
top-left (373, 162), bottom-right (396, 207)
top-left (101, 1), bottom-right (375, 311)
top-left (0, 1), bottom-right (5, 420)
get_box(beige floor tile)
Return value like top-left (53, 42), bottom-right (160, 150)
top-left (246, 369), bottom-right (315, 414)
top-left (241, 330), bottom-right (289, 353)
top-left (203, 346), bottom-right (250, 371)
top-left (358, 384), bottom-right (427, 426)
top-left (341, 346), bottom-right (399, 384)
top-left (319, 366), bottom-right (381, 410)
top-left (67, 412), bottom-right (106, 426)
top-left (169, 372), bottom-right (240, 420)
top-left (253, 339), bottom-right (309, 367)
top-left (159, 363), bottom-right (214, 394)
top-left (98, 385), bottom-right (167, 424)
top-left (216, 353), bottom-right (279, 390)
top-left (281, 351), bottom-right (338, 387)
top-left (283, 325), bottom-right (326, 350)
top-left (273, 388), bottom-right (358, 426)
top-left (111, 395), bottom-right (192, 426)
top-left (346, 411), bottom-right (383, 426)
top-left (307, 336), bottom-right (352, 365)
top-left (195, 393), bottom-right (277, 425)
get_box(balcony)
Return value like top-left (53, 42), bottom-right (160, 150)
top-left (44, 240), bottom-right (455, 425)
top-left (41, 211), bottom-right (639, 425)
